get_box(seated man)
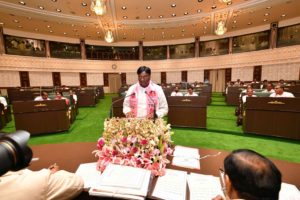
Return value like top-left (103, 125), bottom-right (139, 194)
top-left (213, 149), bottom-right (282, 200)
top-left (185, 86), bottom-right (198, 96)
top-left (0, 163), bottom-right (83, 199)
top-left (0, 94), bottom-right (8, 110)
top-left (170, 86), bottom-right (183, 96)
top-left (262, 83), bottom-right (275, 93)
top-left (69, 89), bottom-right (78, 105)
top-left (242, 88), bottom-right (257, 103)
top-left (270, 84), bottom-right (294, 97)
top-left (34, 91), bottom-right (51, 101)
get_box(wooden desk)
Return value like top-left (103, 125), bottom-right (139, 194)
top-left (244, 97), bottom-right (300, 140)
top-left (167, 96), bottom-right (207, 128)
top-left (226, 86), bottom-right (244, 106)
top-left (76, 90), bottom-right (96, 107)
top-left (111, 97), bottom-right (125, 118)
top-left (29, 142), bottom-right (300, 192)
top-left (13, 100), bottom-right (70, 135)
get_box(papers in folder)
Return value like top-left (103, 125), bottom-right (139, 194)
top-left (75, 162), bottom-right (102, 189)
top-left (172, 146), bottom-right (200, 169)
top-left (89, 164), bottom-right (151, 200)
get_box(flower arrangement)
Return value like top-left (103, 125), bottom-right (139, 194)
top-left (93, 117), bottom-right (173, 176)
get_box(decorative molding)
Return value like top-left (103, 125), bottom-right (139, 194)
top-left (1, 46), bottom-right (300, 76)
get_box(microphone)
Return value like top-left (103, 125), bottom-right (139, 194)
top-left (145, 91), bottom-right (157, 120)
top-left (110, 92), bottom-right (135, 118)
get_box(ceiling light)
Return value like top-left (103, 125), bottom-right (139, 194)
top-left (47, 25), bottom-right (51, 28)
top-left (171, 4), bottom-right (176, 8)
top-left (97, 31), bottom-right (100, 34)
top-left (247, 22), bottom-right (252, 25)
top-left (184, 12), bottom-right (188, 15)
top-left (86, 13), bottom-right (91, 16)
top-left (281, 14), bottom-right (286, 17)
top-left (38, 6), bottom-right (44, 10)
top-left (266, 6), bottom-right (271, 9)
top-left (121, 6), bottom-right (127, 10)
top-left (263, 19), bottom-right (268, 22)
top-left (13, 19), bottom-right (19, 23)
top-left (17, 25), bottom-right (22, 28)
top-left (219, 0), bottom-right (231, 3)
top-left (34, 28), bottom-right (39, 31)
top-left (91, 0), bottom-right (107, 16)
top-left (56, 9), bottom-right (61, 12)
top-left (264, 13), bottom-right (269, 16)
top-left (211, 5), bottom-right (217, 9)
top-left (159, 15), bottom-right (163, 18)
top-left (123, 16), bottom-right (128, 19)
top-left (172, 13), bottom-right (176, 17)
top-left (197, 9), bottom-right (202, 13)
top-left (49, 30), bottom-right (53, 33)
top-left (147, 15), bottom-right (151, 19)
top-left (182, 34), bottom-right (185, 37)
top-left (104, 30), bottom-right (114, 43)
top-left (81, 2), bottom-right (87, 6)
top-left (198, 0), bottom-right (203, 2)
top-left (146, 6), bottom-right (151, 10)
top-left (27, 17), bottom-right (32, 20)
top-left (19, 1), bottom-right (26, 5)
top-left (63, 32), bottom-right (67, 35)
top-left (51, 0), bottom-right (57, 2)
top-left (233, 20), bottom-right (237, 23)
top-left (182, 29), bottom-right (185, 32)
top-left (227, 1), bottom-right (232, 5)
top-left (215, 20), bottom-right (227, 36)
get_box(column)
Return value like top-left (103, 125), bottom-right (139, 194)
top-left (166, 45), bottom-right (170, 59)
top-left (269, 22), bottom-right (278, 49)
top-left (195, 36), bottom-right (200, 57)
top-left (45, 40), bottom-right (51, 58)
top-left (228, 37), bottom-right (233, 54)
top-left (138, 41), bottom-right (143, 60)
top-left (0, 23), bottom-right (5, 54)
top-left (80, 38), bottom-right (86, 59)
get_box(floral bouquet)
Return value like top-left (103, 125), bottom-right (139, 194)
top-left (93, 117), bottom-right (173, 176)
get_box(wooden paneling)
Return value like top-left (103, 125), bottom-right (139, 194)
top-left (19, 71), bottom-right (30, 87)
top-left (103, 73), bottom-right (109, 86)
top-left (253, 65), bottom-right (262, 81)
top-left (52, 72), bottom-right (61, 86)
top-left (225, 68), bottom-right (232, 83)
top-left (204, 70), bottom-right (210, 82)
top-left (181, 71), bottom-right (187, 82)
top-left (161, 72), bottom-right (167, 84)
top-left (80, 72), bottom-right (87, 87)
top-left (121, 73), bottom-right (126, 85)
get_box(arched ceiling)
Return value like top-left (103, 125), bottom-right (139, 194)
top-left (0, 0), bottom-right (299, 42)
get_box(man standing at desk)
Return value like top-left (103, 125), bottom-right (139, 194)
top-left (123, 66), bottom-right (168, 119)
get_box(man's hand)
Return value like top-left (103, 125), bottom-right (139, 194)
top-left (48, 163), bottom-right (60, 174)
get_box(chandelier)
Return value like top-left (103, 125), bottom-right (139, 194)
top-left (215, 20), bottom-right (227, 36)
top-left (104, 30), bottom-right (114, 43)
top-left (90, 0), bottom-right (107, 16)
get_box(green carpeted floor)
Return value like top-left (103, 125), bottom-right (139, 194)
top-left (2, 93), bottom-right (300, 163)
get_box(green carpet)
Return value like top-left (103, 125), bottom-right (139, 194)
top-left (1, 93), bottom-right (300, 163)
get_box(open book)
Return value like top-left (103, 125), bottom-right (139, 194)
top-left (89, 164), bottom-right (151, 200)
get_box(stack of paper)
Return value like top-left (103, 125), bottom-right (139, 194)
top-left (187, 173), bottom-right (223, 200)
top-left (172, 146), bottom-right (200, 169)
top-left (89, 164), bottom-right (151, 200)
top-left (152, 169), bottom-right (187, 200)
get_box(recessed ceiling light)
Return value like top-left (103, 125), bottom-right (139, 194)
top-left (198, 0), bottom-right (203, 2)
top-left (19, 1), bottom-right (25, 5)
top-left (233, 20), bottom-right (237, 23)
top-left (86, 13), bottom-right (90, 16)
top-left (266, 6), bottom-right (271, 9)
top-left (56, 9), bottom-right (61, 12)
top-left (171, 13), bottom-right (176, 17)
top-left (171, 4), bottom-right (176, 8)
top-left (147, 15), bottom-right (151, 19)
top-left (146, 6), bottom-right (151, 10)
top-left (13, 19), bottom-right (19, 23)
top-left (34, 28), bottom-right (39, 31)
top-left (232, 25), bottom-right (236, 28)
top-left (63, 32), bottom-right (67, 35)
top-left (211, 5), bottom-right (217, 9)
top-left (247, 22), bottom-right (252, 25)
top-left (27, 17), bottom-right (31, 20)
top-left (51, 0), bottom-right (57, 2)
top-left (71, 24), bottom-right (75, 27)
top-left (281, 14), bottom-right (286, 17)
top-left (162, 31), bottom-right (165, 34)
top-left (47, 25), bottom-right (51, 28)
top-left (227, 1), bottom-right (232, 5)
top-left (197, 9), bottom-right (202, 13)
top-left (17, 25), bottom-right (22, 28)
top-left (83, 25), bottom-right (87, 28)
top-left (81, 2), bottom-right (87, 6)
top-left (87, 35), bottom-right (91, 37)
top-left (182, 29), bottom-right (185, 32)
top-left (263, 19), bottom-right (268, 22)
top-left (192, 33), bottom-right (195, 36)
top-left (123, 16), bottom-right (128, 19)
top-left (203, 31), bottom-right (206, 34)
top-left (96, 31), bottom-right (100, 34)
top-left (49, 30), bottom-right (53, 33)
top-left (121, 6), bottom-right (127, 10)
top-left (204, 26), bottom-right (207, 29)
top-left (264, 13), bottom-right (269, 16)
top-left (38, 6), bottom-right (44, 10)
top-left (184, 12), bottom-right (188, 15)
top-left (159, 15), bottom-right (163, 18)
top-left (182, 34), bottom-right (185, 37)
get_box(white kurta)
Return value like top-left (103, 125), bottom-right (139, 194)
top-left (123, 82), bottom-right (168, 118)
top-left (270, 92), bottom-right (295, 98)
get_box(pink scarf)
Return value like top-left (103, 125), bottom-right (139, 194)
top-left (129, 81), bottom-right (158, 118)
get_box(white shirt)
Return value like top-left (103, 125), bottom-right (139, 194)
top-left (242, 95), bottom-right (257, 103)
top-left (34, 96), bottom-right (50, 101)
top-left (185, 92), bottom-right (198, 96)
top-left (270, 92), bottom-right (295, 98)
top-left (123, 81), bottom-right (168, 118)
top-left (0, 96), bottom-right (8, 108)
top-left (171, 91), bottom-right (183, 96)
top-left (262, 89), bottom-right (275, 93)
top-left (72, 94), bottom-right (78, 103)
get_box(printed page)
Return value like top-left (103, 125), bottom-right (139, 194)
top-left (152, 169), bottom-right (187, 200)
top-left (187, 173), bottom-right (223, 200)
top-left (172, 146), bottom-right (200, 169)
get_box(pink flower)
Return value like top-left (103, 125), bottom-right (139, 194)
top-left (121, 137), bottom-right (127, 143)
top-left (112, 150), bottom-right (118, 156)
top-left (97, 138), bottom-right (105, 150)
top-left (140, 139), bottom-right (148, 145)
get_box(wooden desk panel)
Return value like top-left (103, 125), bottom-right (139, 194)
top-left (244, 97), bottom-right (300, 140)
top-left (167, 96), bottom-right (207, 128)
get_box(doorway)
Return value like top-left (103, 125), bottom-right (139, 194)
top-left (108, 73), bottom-right (121, 93)
top-left (209, 69), bottom-right (226, 92)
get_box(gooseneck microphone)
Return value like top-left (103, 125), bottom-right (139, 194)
top-left (145, 91), bottom-right (157, 120)
top-left (110, 92), bottom-right (135, 118)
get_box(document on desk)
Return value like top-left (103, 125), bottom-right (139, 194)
top-left (172, 145), bottom-right (200, 169)
top-left (187, 173), bottom-right (222, 200)
top-left (152, 169), bottom-right (187, 200)
top-left (89, 164), bottom-right (151, 200)
top-left (75, 162), bottom-right (102, 189)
